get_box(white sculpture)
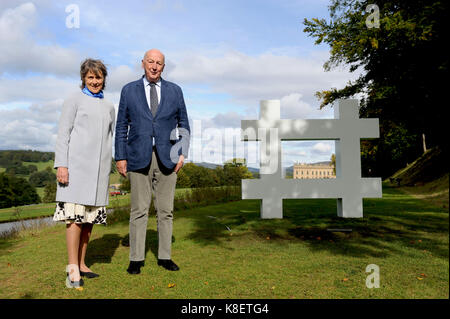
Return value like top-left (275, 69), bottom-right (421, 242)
top-left (241, 99), bottom-right (382, 219)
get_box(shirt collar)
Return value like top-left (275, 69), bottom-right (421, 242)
top-left (143, 75), bottom-right (161, 87)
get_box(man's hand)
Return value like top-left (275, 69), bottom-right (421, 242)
top-left (116, 160), bottom-right (127, 177)
top-left (174, 155), bottom-right (184, 173)
top-left (57, 167), bottom-right (69, 185)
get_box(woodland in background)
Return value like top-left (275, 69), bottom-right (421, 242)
top-left (304, 0), bottom-right (448, 178)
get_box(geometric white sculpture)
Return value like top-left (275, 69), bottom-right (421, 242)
top-left (241, 99), bottom-right (382, 219)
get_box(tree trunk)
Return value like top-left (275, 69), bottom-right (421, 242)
top-left (422, 133), bottom-right (427, 154)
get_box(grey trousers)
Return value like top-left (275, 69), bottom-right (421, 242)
top-left (128, 151), bottom-right (177, 261)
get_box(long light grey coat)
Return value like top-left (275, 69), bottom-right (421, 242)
top-left (54, 91), bottom-right (115, 206)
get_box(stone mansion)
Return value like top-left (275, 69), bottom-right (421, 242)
top-left (293, 163), bottom-right (336, 179)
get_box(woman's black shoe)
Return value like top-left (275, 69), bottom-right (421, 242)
top-left (80, 271), bottom-right (100, 278)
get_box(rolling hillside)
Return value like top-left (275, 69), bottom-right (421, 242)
top-left (387, 146), bottom-right (449, 209)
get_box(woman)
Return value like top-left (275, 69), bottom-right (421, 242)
top-left (53, 59), bottom-right (115, 289)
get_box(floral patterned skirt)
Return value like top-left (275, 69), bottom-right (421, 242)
top-left (53, 202), bottom-right (107, 225)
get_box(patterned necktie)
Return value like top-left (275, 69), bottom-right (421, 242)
top-left (150, 82), bottom-right (158, 116)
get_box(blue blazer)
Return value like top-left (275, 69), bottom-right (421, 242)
top-left (115, 77), bottom-right (190, 171)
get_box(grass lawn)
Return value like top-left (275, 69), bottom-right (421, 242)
top-left (0, 184), bottom-right (448, 299)
top-left (35, 187), bottom-right (45, 200)
top-left (0, 203), bottom-right (56, 223)
top-left (109, 171), bottom-right (122, 185)
top-left (22, 160), bottom-right (54, 172)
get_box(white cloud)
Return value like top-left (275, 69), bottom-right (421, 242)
top-left (312, 142), bottom-right (332, 155)
top-left (0, 2), bottom-right (80, 76)
top-left (167, 50), bottom-right (357, 107)
top-left (0, 1), bottom-right (354, 166)
top-left (0, 76), bottom-right (79, 104)
top-left (281, 141), bottom-right (334, 166)
top-left (280, 93), bottom-right (333, 119)
top-left (107, 64), bottom-right (142, 93)
top-left (0, 99), bottom-right (62, 151)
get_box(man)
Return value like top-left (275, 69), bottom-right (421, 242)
top-left (115, 49), bottom-right (190, 274)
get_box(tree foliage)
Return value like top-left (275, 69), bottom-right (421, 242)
top-left (29, 167), bottom-right (56, 188)
top-left (0, 150), bottom-right (54, 167)
top-left (43, 181), bottom-right (57, 203)
top-left (176, 159), bottom-right (254, 188)
top-left (0, 173), bottom-right (41, 208)
top-left (304, 0), bottom-right (447, 177)
top-left (5, 163), bottom-right (39, 175)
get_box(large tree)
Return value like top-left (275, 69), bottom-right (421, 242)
top-left (304, 0), bottom-right (447, 177)
top-left (29, 167), bottom-right (56, 188)
top-left (0, 173), bottom-right (41, 208)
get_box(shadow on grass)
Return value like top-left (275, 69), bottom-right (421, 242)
top-left (86, 233), bottom-right (122, 266)
top-left (0, 236), bottom-right (18, 254)
top-left (177, 186), bottom-right (449, 259)
top-left (120, 229), bottom-right (174, 261)
top-left (87, 227), bottom-right (176, 267)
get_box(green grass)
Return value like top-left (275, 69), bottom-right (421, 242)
top-left (22, 160), bottom-right (54, 172)
top-left (0, 203), bottom-right (56, 222)
top-left (0, 185), bottom-right (447, 299)
top-left (35, 187), bottom-right (45, 199)
top-left (108, 171), bottom-right (122, 185)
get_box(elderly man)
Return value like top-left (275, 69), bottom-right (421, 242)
top-left (115, 49), bottom-right (190, 273)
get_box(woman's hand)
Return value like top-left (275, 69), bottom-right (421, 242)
top-left (57, 167), bottom-right (69, 185)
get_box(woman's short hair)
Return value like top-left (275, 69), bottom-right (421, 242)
top-left (80, 59), bottom-right (108, 90)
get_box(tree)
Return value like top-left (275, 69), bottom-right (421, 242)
top-left (182, 163), bottom-right (217, 188)
top-left (0, 173), bottom-right (41, 208)
top-left (303, 0), bottom-right (448, 177)
top-left (110, 158), bottom-right (117, 174)
top-left (29, 168), bottom-right (56, 187)
top-left (175, 169), bottom-right (191, 188)
top-left (43, 181), bottom-right (57, 203)
top-left (27, 164), bottom-right (38, 174)
top-left (223, 158), bottom-right (253, 186)
top-left (330, 153), bottom-right (336, 175)
top-left (213, 166), bottom-right (225, 185)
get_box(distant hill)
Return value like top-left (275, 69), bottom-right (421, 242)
top-left (192, 162), bottom-right (222, 170)
top-left (246, 167), bottom-right (259, 174)
top-left (192, 161), bottom-right (260, 175)
top-left (193, 161), bottom-right (332, 176)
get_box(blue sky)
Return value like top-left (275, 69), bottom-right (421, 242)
top-left (0, 0), bottom-right (359, 168)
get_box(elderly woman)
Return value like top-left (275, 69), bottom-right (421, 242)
top-left (53, 58), bottom-right (115, 289)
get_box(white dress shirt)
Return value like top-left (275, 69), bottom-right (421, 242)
top-left (143, 76), bottom-right (161, 107)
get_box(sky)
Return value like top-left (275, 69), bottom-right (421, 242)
top-left (0, 0), bottom-right (360, 169)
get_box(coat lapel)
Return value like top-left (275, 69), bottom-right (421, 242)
top-left (154, 78), bottom-right (167, 119)
top-left (135, 78), bottom-right (153, 118)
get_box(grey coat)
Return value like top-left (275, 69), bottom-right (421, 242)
top-left (54, 91), bottom-right (116, 206)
